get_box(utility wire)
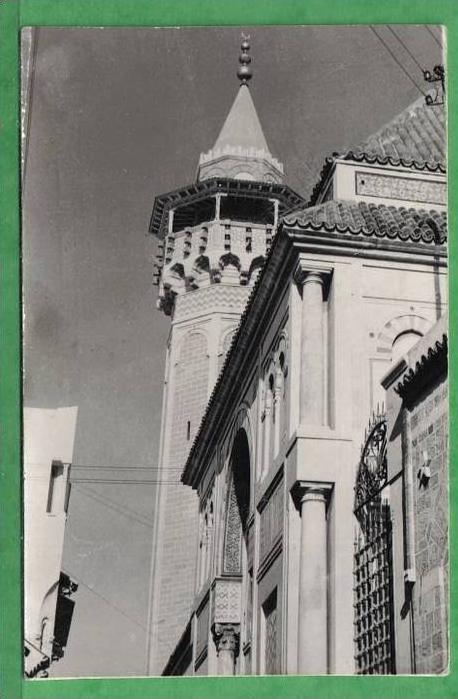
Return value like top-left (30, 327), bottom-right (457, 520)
top-left (387, 26), bottom-right (425, 73)
top-left (62, 568), bottom-right (147, 631)
top-left (369, 26), bottom-right (426, 96)
top-left (76, 486), bottom-right (154, 528)
top-left (72, 464), bottom-right (182, 471)
top-left (28, 474), bottom-right (183, 484)
top-left (424, 25), bottom-right (442, 49)
top-left (71, 479), bottom-right (182, 485)
top-left (27, 461), bottom-right (183, 471)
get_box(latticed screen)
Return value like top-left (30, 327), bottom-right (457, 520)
top-left (354, 500), bottom-right (395, 674)
top-left (263, 588), bottom-right (278, 675)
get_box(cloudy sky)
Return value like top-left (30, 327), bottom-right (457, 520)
top-left (22, 25), bottom-right (443, 677)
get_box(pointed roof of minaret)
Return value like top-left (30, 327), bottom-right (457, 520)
top-left (198, 36), bottom-right (284, 183)
top-left (212, 84), bottom-right (270, 153)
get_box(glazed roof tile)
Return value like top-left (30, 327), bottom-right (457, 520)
top-left (350, 93), bottom-right (445, 169)
top-left (283, 200), bottom-right (447, 244)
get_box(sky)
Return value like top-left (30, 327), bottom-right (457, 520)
top-left (22, 25), bottom-right (443, 677)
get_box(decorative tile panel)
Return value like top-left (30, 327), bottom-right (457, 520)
top-left (212, 577), bottom-right (242, 625)
top-left (355, 171), bottom-right (446, 206)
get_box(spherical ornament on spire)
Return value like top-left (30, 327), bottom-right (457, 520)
top-left (237, 35), bottom-right (253, 85)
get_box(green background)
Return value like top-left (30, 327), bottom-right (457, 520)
top-left (0, 1), bottom-right (455, 697)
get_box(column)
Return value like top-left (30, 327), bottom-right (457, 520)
top-left (295, 483), bottom-right (331, 674)
top-left (294, 266), bottom-right (327, 426)
top-left (168, 208), bottom-right (174, 234)
top-left (215, 193), bottom-right (221, 221)
top-left (272, 198), bottom-right (279, 229)
top-left (212, 623), bottom-right (240, 675)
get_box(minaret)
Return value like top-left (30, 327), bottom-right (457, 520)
top-left (146, 38), bottom-right (304, 674)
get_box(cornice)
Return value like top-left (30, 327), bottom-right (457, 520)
top-left (395, 334), bottom-right (448, 406)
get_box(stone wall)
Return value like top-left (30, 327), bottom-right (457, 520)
top-left (410, 376), bottom-right (448, 673)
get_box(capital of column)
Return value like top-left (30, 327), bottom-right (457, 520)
top-left (290, 480), bottom-right (333, 512)
top-left (211, 622), bottom-right (240, 657)
top-left (293, 268), bottom-right (324, 289)
top-left (293, 261), bottom-right (333, 291)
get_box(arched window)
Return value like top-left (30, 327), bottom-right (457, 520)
top-left (392, 330), bottom-right (422, 363)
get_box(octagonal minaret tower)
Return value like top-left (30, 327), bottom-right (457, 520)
top-left (146, 39), bottom-right (304, 674)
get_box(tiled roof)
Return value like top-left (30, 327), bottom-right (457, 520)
top-left (307, 95), bottom-right (445, 207)
top-left (349, 93), bottom-right (446, 170)
top-left (283, 200), bottom-right (447, 245)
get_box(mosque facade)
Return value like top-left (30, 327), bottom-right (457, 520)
top-left (146, 40), bottom-right (448, 676)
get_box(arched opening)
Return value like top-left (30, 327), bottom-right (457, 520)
top-left (392, 330), bottom-right (422, 363)
top-left (248, 255), bottom-right (265, 286)
top-left (223, 428), bottom-right (251, 575)
top-left (232, 430), bottom-right (251, 536)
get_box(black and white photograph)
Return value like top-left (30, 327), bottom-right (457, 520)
top-left (21, 25), bottom-right (448, 678)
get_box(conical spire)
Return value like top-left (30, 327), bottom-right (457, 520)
top-left (197, 37), bottom-right (284, 183)
top-left (212, 83), bottom-right (270, 153)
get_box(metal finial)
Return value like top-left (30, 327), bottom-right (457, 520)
top-left (237, 34), bottom-right (253, 85)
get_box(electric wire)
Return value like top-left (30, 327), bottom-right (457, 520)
top-left (369, 26), bottom-right (426, 96)
top-left (76, 486), bottom-right (154, 528)
top-left (387, 26), bottom-right (425, 74)
top-left (424, 25), bottom-right (443, 48)
top-left (27, 461), bottom-right (184, 472)
top-left (72, 464), bottom-right (182, 471)
top-left (26, 475), bottom-right (182, 485)
top-left (62, 568), bottom-right (147, 631)
top-left (71, 479), bottom-right (182, 485)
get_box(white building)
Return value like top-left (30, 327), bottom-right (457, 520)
top-left (24, 406), bottom-right (78, 677)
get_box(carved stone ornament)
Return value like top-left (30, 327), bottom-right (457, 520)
top-left (212, 577), bottom-right (242, 625)
top-left (211, 623), bottom-right (241, 657)
top-left (223, 477), bottom-right (243, 574)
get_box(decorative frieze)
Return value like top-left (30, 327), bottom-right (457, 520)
top-left (355, 171), bottom-right (446, 206)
